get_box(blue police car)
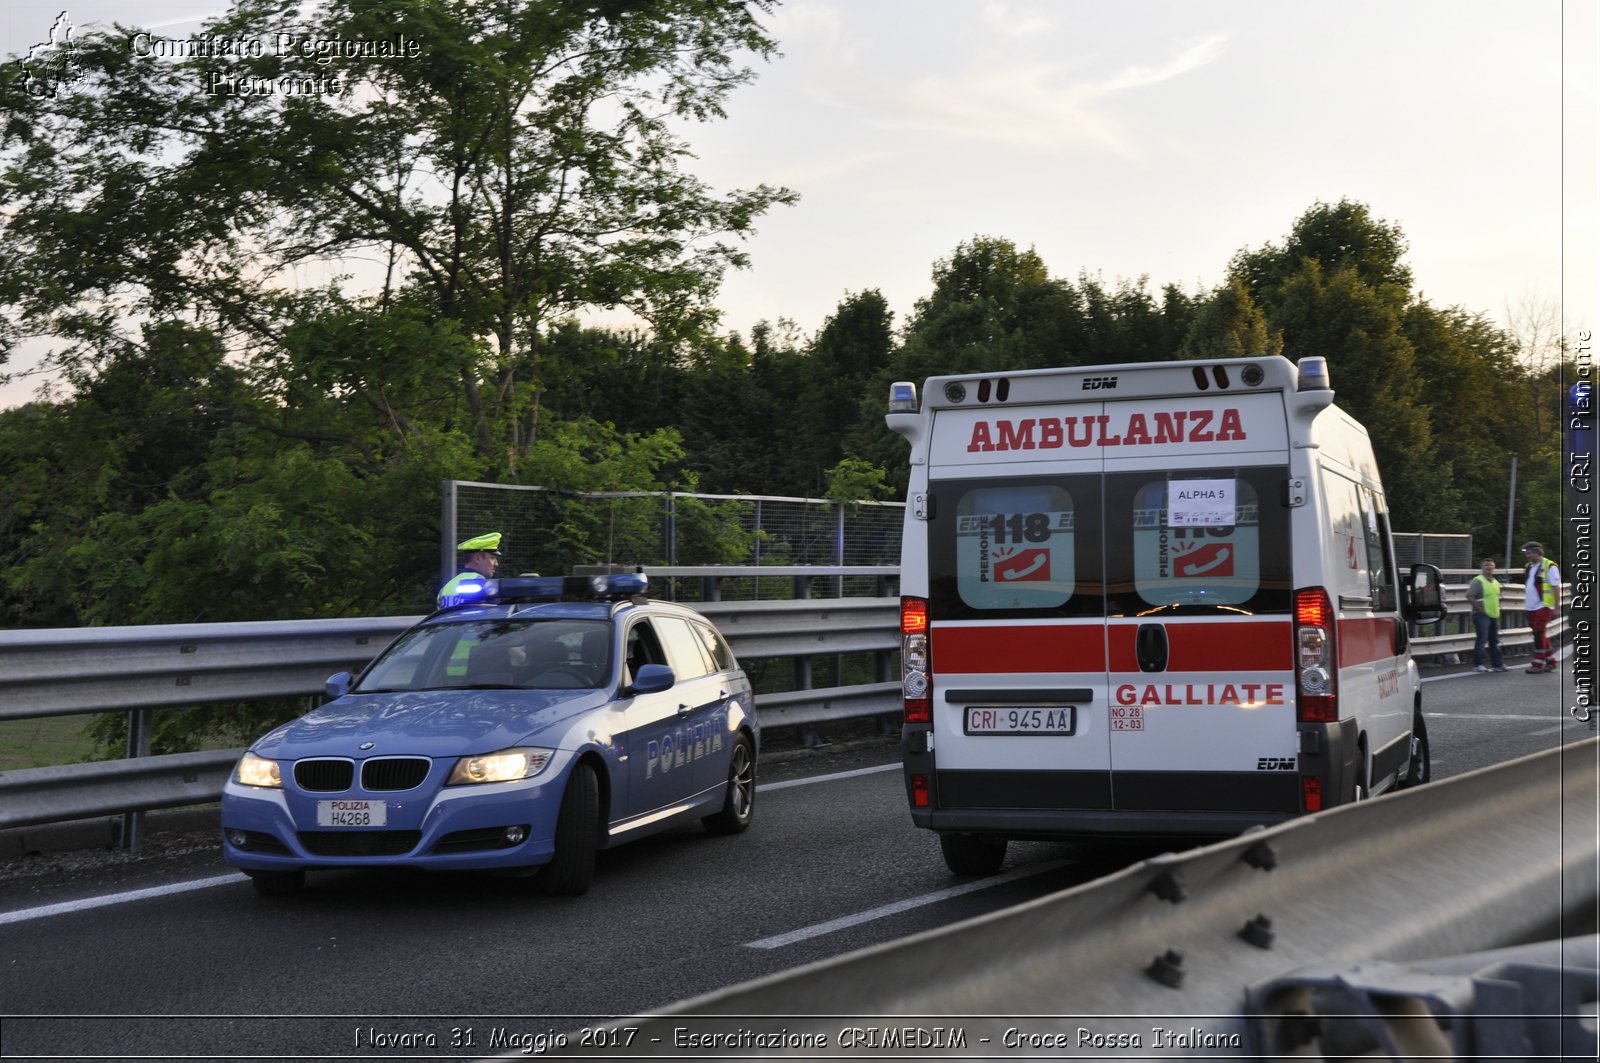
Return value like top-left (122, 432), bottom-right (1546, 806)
top-left (221, 573), bottom-right (757, 896)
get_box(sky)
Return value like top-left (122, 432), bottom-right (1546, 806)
top-left (1, 0), bottom-right (1596, 409)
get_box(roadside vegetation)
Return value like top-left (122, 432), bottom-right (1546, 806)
top-left (0, 1), bottom-right (1574, 760)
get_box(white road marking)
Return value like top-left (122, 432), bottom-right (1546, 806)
top-left (744, 860), bottom-right (1068, 950)
top-left (0, 764), bottom-right (902, 926)
top-left (0, 873), bottom-right (246, 926)
top-left (759, 762), bottom-right (898, 792)
top-left (1425, 713), bottom-right (1571, 722)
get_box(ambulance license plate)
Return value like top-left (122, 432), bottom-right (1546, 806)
top-left (316, 799), bottom-right (387, 827)
top-left (964, 707), bottom-right (1075, 736)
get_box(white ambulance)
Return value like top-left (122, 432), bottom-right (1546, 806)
top-left (886, 355), bottom-right (1446, 874)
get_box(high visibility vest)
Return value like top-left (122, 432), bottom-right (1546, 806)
top-left (1527, 559), bottom-right (1557, 609)
top-left (437, 568), bottom-right (489, 609)
top-left (1471, 575), bottom-right (1502, 619)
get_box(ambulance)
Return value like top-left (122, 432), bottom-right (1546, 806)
top-left (886, 355), bottom-right (1446, 874)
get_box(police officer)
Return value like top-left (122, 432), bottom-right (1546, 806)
top-left (1521, 541), bottom-right (1561, 673)
top-left (437, 531), bottom-right (503, 608)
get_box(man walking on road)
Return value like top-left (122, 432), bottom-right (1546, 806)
top-left (1522, 541), bottom-right (1561, 673)
top-left (1466, 558), bottom-right (1507, 672)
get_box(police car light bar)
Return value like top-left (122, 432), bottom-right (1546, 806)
top-left (448, 573), bottom-right (649, 607)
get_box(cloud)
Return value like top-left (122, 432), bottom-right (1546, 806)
top-left (981, 1), bottom-right (1055, 38)
top-left (861, 33), bottom-right (1230, 155)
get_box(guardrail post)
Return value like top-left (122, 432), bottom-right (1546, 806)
top-left (121, 707), bottom-right (154, 851)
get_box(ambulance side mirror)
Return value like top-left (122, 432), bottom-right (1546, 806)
top-left (1404, 564), bottom-right (1446, 625)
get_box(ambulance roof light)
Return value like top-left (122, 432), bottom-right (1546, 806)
top-left (1297, 357), bottom-right (1332, 392)
top-left (888, 381), bottom-right (919, 413)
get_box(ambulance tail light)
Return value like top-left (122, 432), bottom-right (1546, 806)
top-left (910, 773), bottom-right (930, 808)
top-left (1302, 777), bottom-right (1323, 813)
top-left (902, 596), bottom-right (931, 724)
top-left (1294, 587), bottom-right (1337, 723)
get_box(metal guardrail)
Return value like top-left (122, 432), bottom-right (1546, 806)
top-left (0, 567), bottom-right (1571, 837)
top-left (606, 740), bottom-right (1600, 1058)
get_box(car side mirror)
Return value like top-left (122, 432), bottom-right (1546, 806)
top-left (1404, 563), bottom-right (1446, 625)
top-left (324, 671), bottom-right (352, 699)
top-left (629, 663), bottom-right (675, 695)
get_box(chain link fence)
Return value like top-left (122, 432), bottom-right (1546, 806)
top-left (441, 482), bottom-right (905, 600)
top-left (1392, 533), bottom-right (1474, 571)
top-left (444, 480), bottom-right (1475, 600)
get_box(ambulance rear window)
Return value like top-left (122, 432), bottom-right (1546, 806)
top-left (929, 475), bottom-right (1103, 620)
top-left (1105, 466), bottom-right (1292, 616)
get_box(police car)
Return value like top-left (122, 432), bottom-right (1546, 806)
top-left (221, 573), bottom-right (758, 896)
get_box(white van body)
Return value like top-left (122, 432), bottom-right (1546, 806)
top-left (886, 355), bottom-right (1444, 873)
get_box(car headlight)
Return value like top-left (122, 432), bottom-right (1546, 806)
top-left (447, 747), bottom-right (554, 785)
top-left (235, 752), bottom-right (282, 789)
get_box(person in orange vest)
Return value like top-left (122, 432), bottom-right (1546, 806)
top-left (1521, 541), bottom-right (1561, 673)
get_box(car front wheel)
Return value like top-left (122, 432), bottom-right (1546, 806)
top-left (1401, 709), bottom-right (1431, 788)
top-left (540, 762), bottom-right (600, 896)
top-left (703, 733), bottom-right (756, 835)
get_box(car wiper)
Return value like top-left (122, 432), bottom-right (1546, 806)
top-left (456, 683), bottom-right (523, 690)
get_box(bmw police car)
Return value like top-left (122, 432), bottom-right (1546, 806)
top-left (221, 573), bottom-right (758, 896)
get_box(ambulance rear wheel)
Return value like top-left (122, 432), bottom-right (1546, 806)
top-left (940, 832), bottom-right (1007, 876)
top-left (541, 762), bottom-right (600, 896)
top-left (1401, 710), bottom-right (1431, 788)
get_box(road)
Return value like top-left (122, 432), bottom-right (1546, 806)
top-left (0, 659), bottom-right (1585, 1059)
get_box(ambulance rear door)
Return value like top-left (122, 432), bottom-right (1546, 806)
top-left (924, 438), bottom-right (1111, 817)
top-left (1100, 391), bottom-right (1300, 817)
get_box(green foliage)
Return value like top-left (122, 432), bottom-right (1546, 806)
top-left (0, 7), bottom-right (1574, 773)
top-left (824, 458), bottom-right (895, 503)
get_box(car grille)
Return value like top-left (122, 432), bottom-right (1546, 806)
top-left (291, 757), bottom-right (431, 793)
top-left (362, 757), bottom-right (431, 792)
top-left (299, 831), bottom-right (422, 857)
top-left (295, 759), bottom-right (354, 792)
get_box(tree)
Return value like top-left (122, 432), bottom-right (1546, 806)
top-left (0, 0), bottom-right (796, 473)
top-left (1178, 276), bottom-right (1282, 360)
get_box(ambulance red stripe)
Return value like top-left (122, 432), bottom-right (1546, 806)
top-left (1337, 617), bottom-right (1401, 667)
top-left (933, 625), bottom-right (1106, 674)
top-left (1108, 621), bottom-right (1293, 671)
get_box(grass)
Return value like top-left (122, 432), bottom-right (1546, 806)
top-left (0, 715), bottom-right (98, 772)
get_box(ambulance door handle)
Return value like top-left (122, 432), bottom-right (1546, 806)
top-left (1136, 624), bottom-right (1169, 673)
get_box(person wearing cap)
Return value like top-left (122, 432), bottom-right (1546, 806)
top-left (1521, 541), bottom-right (1561, 673)
top-left (1465, 558), bottom-right (1507, 673)
top-left (437, 532), bottom-right (503, 609)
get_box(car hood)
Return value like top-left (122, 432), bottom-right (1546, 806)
top-left (249, 688), bottom-right (613, 760)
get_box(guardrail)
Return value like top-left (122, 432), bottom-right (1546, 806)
top-left (0, 566), bottom-right (1570, 841)
top-left (611, 740), bottom-right (1599, 1058)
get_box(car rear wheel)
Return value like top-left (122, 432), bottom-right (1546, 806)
top-left (540, 762), bottom-right (600, 896)
top-left (702, 733), bottom-right (756, 835)
top-left (939, 832), bottom-right (1007, 876)
top-left (247, 869), bottom-right (305, 897)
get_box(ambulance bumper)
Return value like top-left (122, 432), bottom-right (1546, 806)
top-left (913, 806), bottom-right (1297, 840)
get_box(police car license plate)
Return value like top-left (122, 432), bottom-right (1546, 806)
top-left (316, 799), bottom-right (387, 827)
top-left (965, 707), bottom-right (1075, 736)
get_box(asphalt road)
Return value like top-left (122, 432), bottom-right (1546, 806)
top-left (0, 658), bottom-right (1586, 1060)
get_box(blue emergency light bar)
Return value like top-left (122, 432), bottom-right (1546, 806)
top-left (444, 573), bottom-right (649, 609)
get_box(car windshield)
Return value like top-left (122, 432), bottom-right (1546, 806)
top-left (355, 618), bottom-right (613, 692)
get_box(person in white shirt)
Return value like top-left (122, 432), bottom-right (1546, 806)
top-left (1521, 541), bottom-right (1561, 673)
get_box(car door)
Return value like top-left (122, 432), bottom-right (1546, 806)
top-left (650, 614), bottom-right (730, 799)
top-left (617, 617), bottom-right (697, 819)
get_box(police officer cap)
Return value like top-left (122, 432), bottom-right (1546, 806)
top-left (457, 531), bottom-right (503, 554)
top-left (1521, 541), bottom-right (1543, 554)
